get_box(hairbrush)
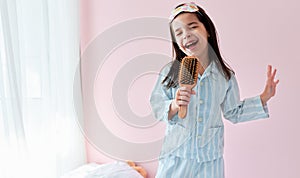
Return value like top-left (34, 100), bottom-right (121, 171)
top-left (178, 56), bottom-right (199, 119)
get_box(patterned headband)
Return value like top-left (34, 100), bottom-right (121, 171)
top-left (169, 2), bottom-right (201, 21)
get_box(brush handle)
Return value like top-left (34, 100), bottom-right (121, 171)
top-left (178, 105), bottom-right (187, 119)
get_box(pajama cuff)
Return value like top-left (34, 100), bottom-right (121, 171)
top-left (164, 100), bottom-right (179, 125)
top-left (245, 95), bottom-right (270, 120)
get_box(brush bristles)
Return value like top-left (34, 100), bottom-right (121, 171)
top-left (179, 57), bottom-right (198, 85)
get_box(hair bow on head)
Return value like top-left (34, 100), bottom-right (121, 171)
top-left (169, 2), bottom-right (200, 21)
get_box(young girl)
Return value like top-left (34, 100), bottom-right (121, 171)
top-left (150, 2), bottom-right (279, 178)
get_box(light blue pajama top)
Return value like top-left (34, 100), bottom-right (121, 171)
top-left (150, 61), bottom-right (269, 162)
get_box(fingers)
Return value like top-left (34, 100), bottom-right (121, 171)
top-left (271, 68), bottom-right (277, 79)
top-left (267, 65), bottom-right (279, 83)
top-left (175, 87), bottom-right (195, 106)
top-left (262, 65), bottom-right (279, 101)
top-left (267, 65), bottom-right (272, 78)
top-left (191, 90), bottom-right (196, 95)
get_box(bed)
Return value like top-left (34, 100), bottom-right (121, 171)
top-left (61, 161), bottom-right (147, 178)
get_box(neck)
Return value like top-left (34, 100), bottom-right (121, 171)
top-left (196, 49), bottom-right (210, 75)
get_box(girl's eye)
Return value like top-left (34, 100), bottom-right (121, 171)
top-left (191, 26), bottom-right (198, 29)
top-left (175, 32), bottom-right (182, 36)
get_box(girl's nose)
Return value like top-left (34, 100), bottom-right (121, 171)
top-left (183, 30), bottom-right (191, 39)
top-left (184, 34), bottom-right (191, 39)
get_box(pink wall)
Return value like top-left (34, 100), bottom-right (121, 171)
top-left (80, 0), bottom-right (300, 178)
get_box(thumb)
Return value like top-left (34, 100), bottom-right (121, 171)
top-left (191, 90), bottom-right (196, 95)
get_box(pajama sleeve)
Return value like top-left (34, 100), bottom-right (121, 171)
top-left (150, 65), bottom-right (178, 125)
top-left (221, 74), bottom-right (269, 124)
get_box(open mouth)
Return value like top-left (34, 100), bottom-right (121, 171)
top-left (184, 40), bottom-right (198, 49)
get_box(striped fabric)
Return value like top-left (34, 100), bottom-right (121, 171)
top-left (156, 155), bottom-right (224, 178)
top-left (150, 61), bottom-right (269, 177)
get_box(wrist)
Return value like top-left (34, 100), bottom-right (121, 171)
top-left (260, 94), bottom-right (267, 106)
top-left (171, 99), bottom-right (180, 112)
top-left (168, 100), bottom-right (179, 120)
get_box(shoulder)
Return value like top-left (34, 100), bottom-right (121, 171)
top-left (226, 73), bottom-right (240, 92)
top-left (158, 61), bottom-right (173, 78)
top-left (229, 72), bottom-right (238, 83)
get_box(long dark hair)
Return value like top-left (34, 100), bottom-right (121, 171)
top-left (162, 4), bottom-right (234, 89)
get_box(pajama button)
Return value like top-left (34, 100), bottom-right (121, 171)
top-left (199, 100), bottom-right (203, 104)
top-left (198, 118), bottom-right (203, 122)
top-left (200, 82), bottom-right (204, 86)
top-left (197, 135), bottom-right (201, 139)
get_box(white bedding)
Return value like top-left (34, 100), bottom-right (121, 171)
top-left (61, 162), bottom-right (143, 178)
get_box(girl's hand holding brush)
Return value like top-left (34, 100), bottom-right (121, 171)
top-left (168, 87), bottom-right (196, 120)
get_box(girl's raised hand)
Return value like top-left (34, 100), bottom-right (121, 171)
top-left (260, 65), bottom-right (279, 106)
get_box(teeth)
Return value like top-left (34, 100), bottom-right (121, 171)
top-left (185, 41), bottom-right (196, 49)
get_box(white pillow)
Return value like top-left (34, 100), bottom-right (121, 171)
top-left (61, 162), bottom-right (143, 178)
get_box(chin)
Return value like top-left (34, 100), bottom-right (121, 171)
top-left (185, 50), bottom-right (199, 57)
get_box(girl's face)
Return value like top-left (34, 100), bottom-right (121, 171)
top-left (171, 13), bottom-right (209, 58)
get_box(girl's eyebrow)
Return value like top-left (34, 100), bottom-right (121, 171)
top-left (174, 21), bottom-right (199, 32)
top-left (187, 22), bottom-right (199, 26)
